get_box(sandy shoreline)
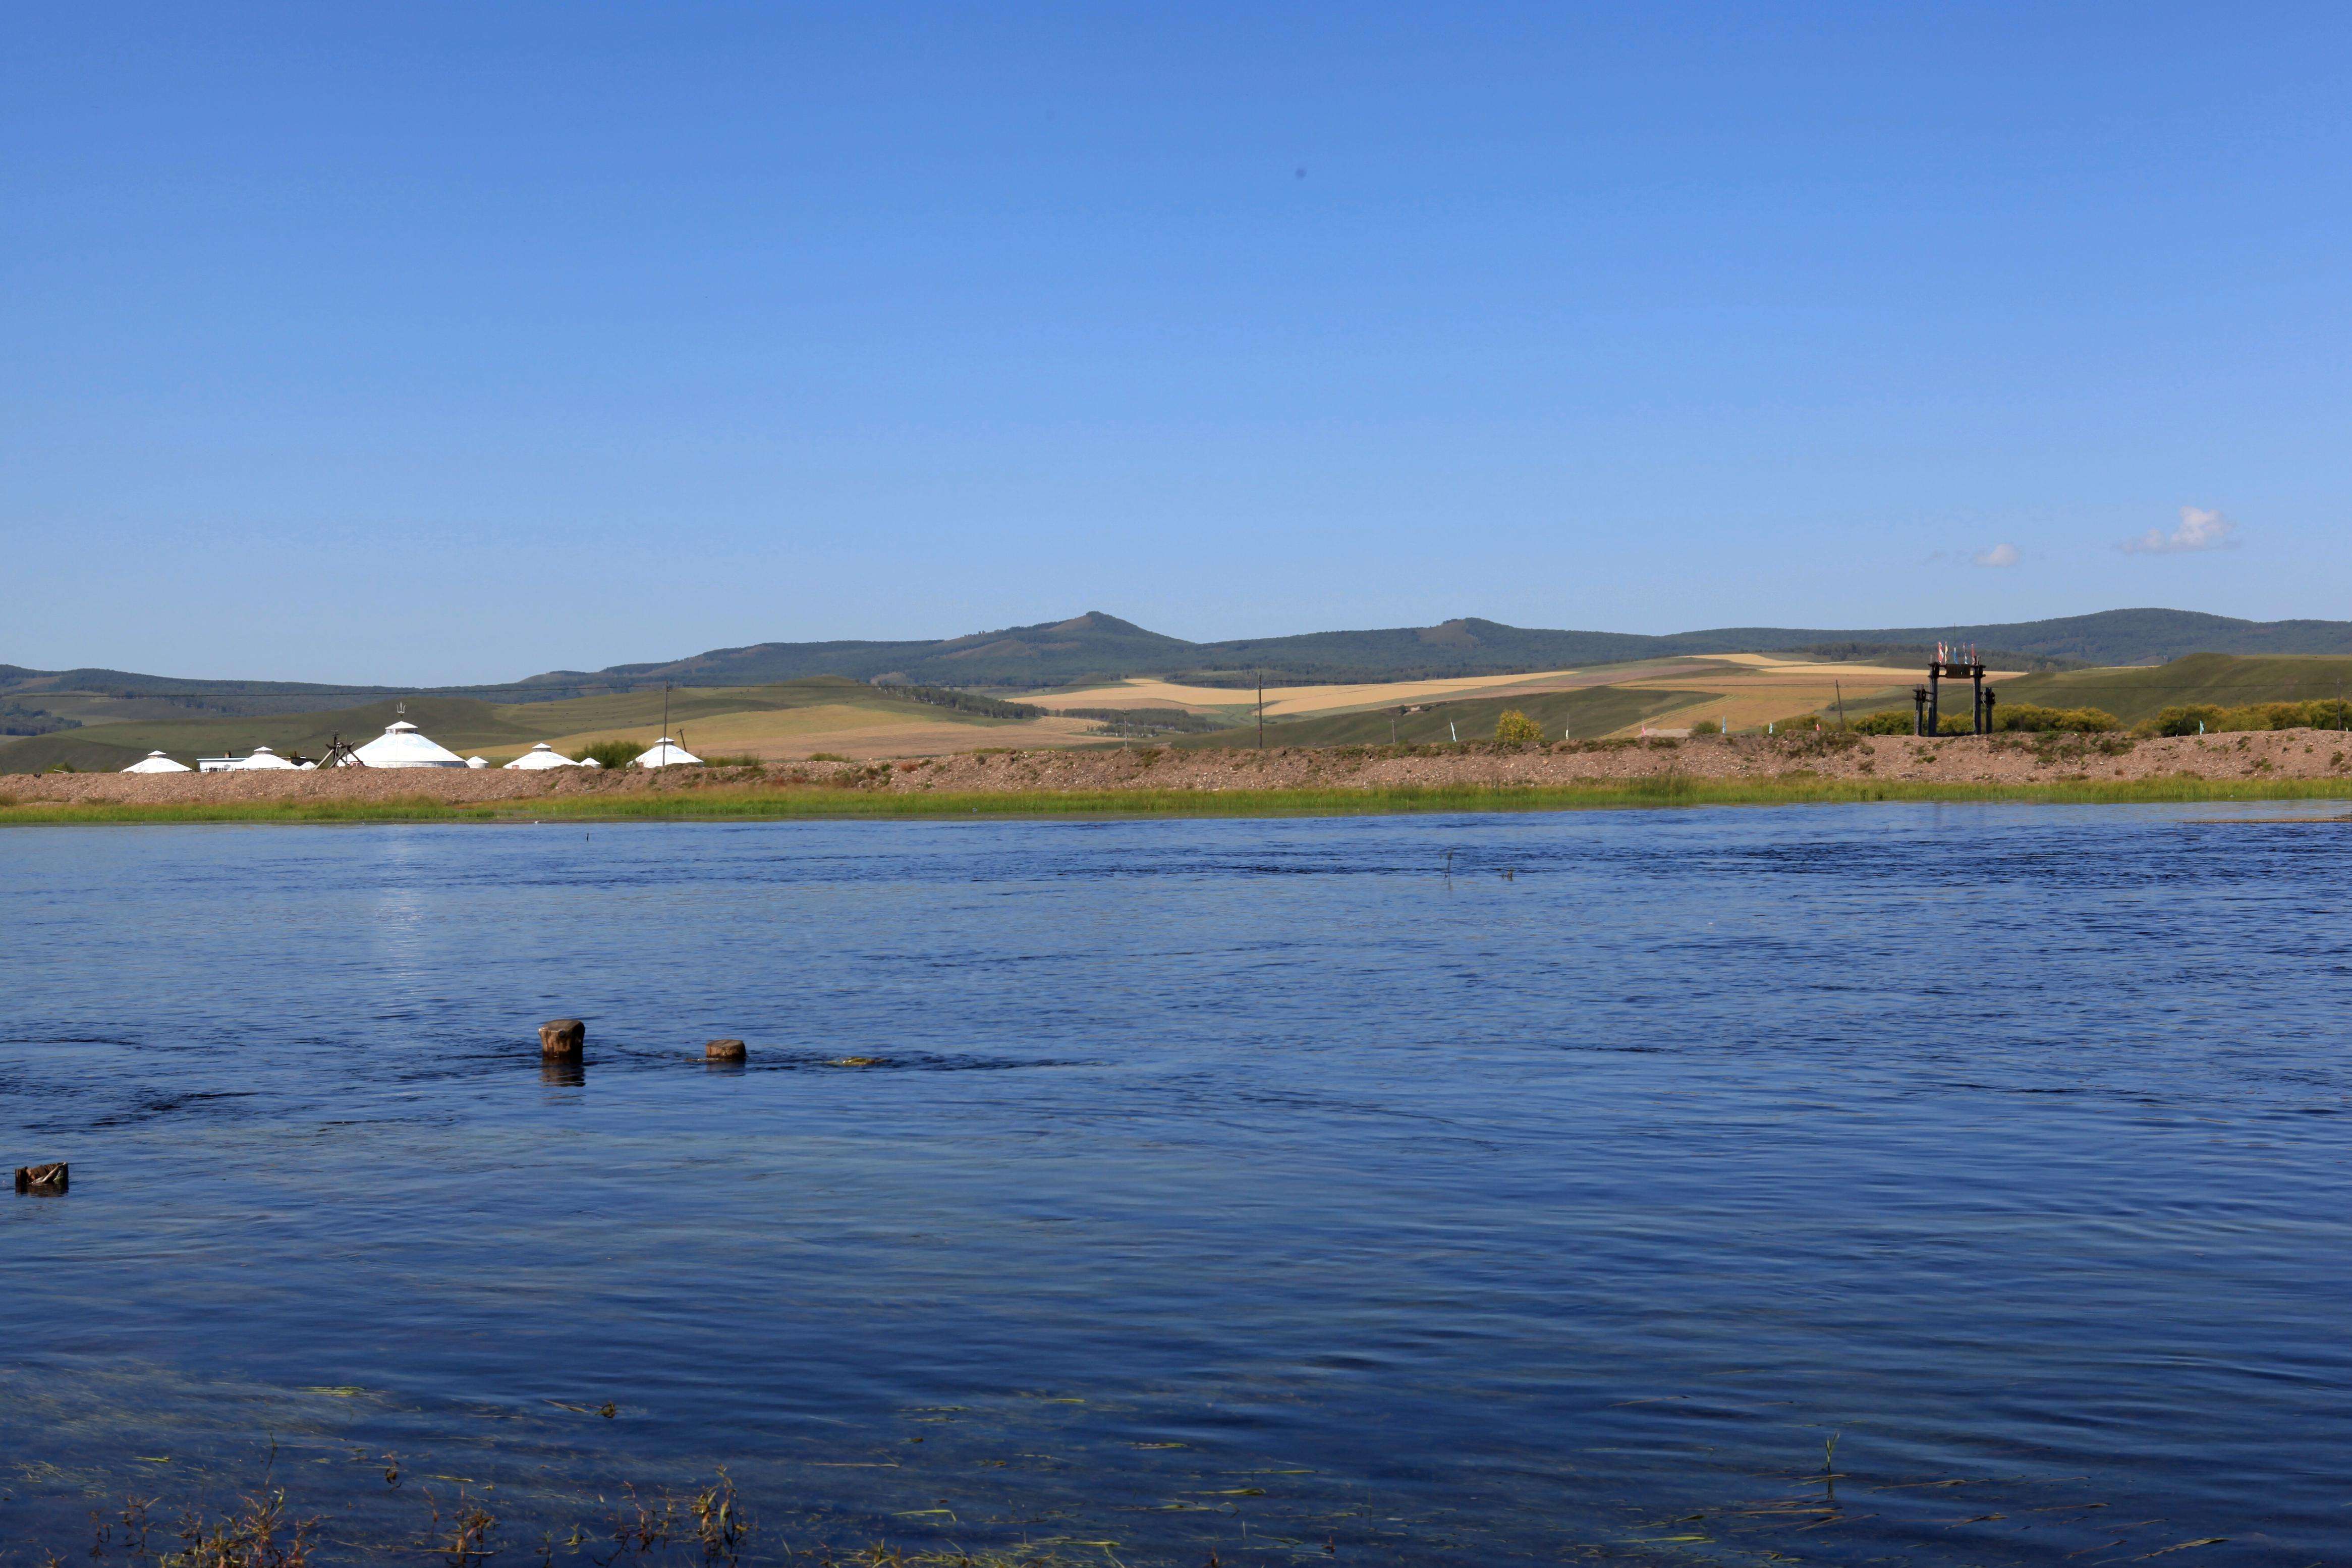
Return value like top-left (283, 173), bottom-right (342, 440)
top-left (6, 727), bottom-right (2349, 809)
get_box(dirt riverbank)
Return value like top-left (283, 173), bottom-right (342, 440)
top-left (7, 727), bottom-right (2350, 808)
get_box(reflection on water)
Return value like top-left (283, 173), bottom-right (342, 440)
top-left (4, 806), bottom-right (2350, 1566)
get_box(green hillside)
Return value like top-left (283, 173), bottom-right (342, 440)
top-left (1994, 653), bottom-right (2352, 726)
top-left (562, 607), bottom-right (2352, 688)
top-left (555, 611), bottom-right (1201, 691)
top-left (1174, 685), bottom-right (1710, 749)
top-left (0, 678), bottom-right (963, 773)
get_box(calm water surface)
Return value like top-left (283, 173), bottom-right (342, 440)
top-left (3, 806), bottom-right (2349, 1565)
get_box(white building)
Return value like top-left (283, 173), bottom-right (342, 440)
top-left (236, 746), bottom-right (300, 771)
top-left (503, 743), bottom-right (582, 770)
top-left (122, 751), bottom-right (192, 774)
top-left (351, 720), bottom-right (466, 769)
top-left (633, 737), bottom-right (702, 768)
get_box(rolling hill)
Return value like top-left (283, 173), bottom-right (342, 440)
top-left (511, 608), bottom-right (2352, 690)
top-left (11, 608), bottom-right (2352, 743)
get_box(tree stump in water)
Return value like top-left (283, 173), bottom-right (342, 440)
top-left (705, 1039), bottom-right (747, 1061)
top-left (539, 1019), bottom-right (586, 1056)
top-left (15, 1162), bottom-right (67, 1194)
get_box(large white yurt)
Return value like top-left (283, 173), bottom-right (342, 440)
top-left (122, 751), bottom-right (192, 774)
top-left (633, 737), bottom-right (702, 768)
top-left (352, 720), bottom-right (467, 769)
top-left (503, 743), bottom-right (581, 770)
top-left (235, 746), bottom-right (300, 771)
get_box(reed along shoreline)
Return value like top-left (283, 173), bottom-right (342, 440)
top-left (6, 727), bottom-right (2351, 823)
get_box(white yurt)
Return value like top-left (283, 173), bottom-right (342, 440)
top-left (633, 737), bottom-right (702, 768)
top-left (465, 756), bottom-right (489, 769)
top-left (235, 746), bottom-right (300, 771)
top-left (503, 743), bottom-right (581, 771)
top-left (352, 720), bottom-right (466, 769)
top-left (122, 751), bottom-right (192, 774)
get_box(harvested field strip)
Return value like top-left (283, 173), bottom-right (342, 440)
top-left (6, 776), bottom-right (2351, 826)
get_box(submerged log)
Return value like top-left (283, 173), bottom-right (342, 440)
top-left (539, 1019), bottom-right (586, 1056)
top-left (704, 1039), bottom-right (747, 1061)
top-left (15, 1162), bottom-right (67, 1194)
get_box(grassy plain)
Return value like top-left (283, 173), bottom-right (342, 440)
top-left (1115, 655), bottom-right (2045, 744)
top-left (1019, 665), bottom-right (1692, 719)
top-left (1614, 653), bottom-right (2026, 732)
top-left (1175, 684), bottom-right (1710, 747)
top-left (1994, 652), bottom-right (2352, 725)
top-left (0, 678), bottom-right (1100, 772)
top-left (18, 652), bottom-right (2352, 775)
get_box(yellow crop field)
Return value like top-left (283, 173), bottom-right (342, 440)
top-left (1605, 654), bottom-right (2030, 733)
top-left (513, 702), bottom-right (1103, 763)
top-left (1027, 663), bottom-right (1721, 720)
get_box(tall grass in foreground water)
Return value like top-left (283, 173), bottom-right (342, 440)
top-left (50, 1469), bottom-right (1098, 1567)
top-left (4, 776), bottom-right (2352, 826)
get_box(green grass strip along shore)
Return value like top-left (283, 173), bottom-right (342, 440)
top-left (4, 775), bottom-right (2350, 826)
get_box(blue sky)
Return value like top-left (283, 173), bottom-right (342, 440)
top-left (5, 4), bottom-right (2347, 684)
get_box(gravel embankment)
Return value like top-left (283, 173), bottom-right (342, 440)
top-left (7, 728), bottom-right (2351, 806)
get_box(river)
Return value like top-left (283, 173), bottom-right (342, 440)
top-left (4, 805), bottom-right (2347, 1564)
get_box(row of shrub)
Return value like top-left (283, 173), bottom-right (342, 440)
top-left (872, 683), bottom-right (1046, 720)
top-left (2140, 700), bottom-right (2352, 736)
top-left (1794, 698), bottom-right (2352, 739)
top-left (1066, 706), bottom-right (1234, 735)
top-left (1835, 703), bottom-right (2124, 736)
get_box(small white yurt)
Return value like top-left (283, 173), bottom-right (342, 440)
top-left (236, 746), bottom-right (300, 771)
top-left (633, 737), bottom-right (702, 768)
top-left (122, 751), bottom-right (192, 774)
top-left (465, 756), bottom-right (489, 769)
top-left (503, 743), bottom-right (581, 771)
top-left (352, 719), bottom-right (466, 769)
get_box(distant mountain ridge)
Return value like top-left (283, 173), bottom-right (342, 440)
top-left (10, 608), bottom-right (2352, 710)
top-left (520, 608), bottom-right (2352, 689)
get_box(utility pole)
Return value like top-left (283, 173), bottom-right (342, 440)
top-left (1835, 681), bottom-right (1848, 732)
top-left (1256, 670), bottom-right (1265, 749)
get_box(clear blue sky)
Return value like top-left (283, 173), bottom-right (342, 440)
top-left (6, 4), bottom-right (2347, 684)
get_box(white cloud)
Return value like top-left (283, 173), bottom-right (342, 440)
top-left (2119, 506), bottom-right (2237, 555)
top-left (1971, 542), bottom-right (2020, 568)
